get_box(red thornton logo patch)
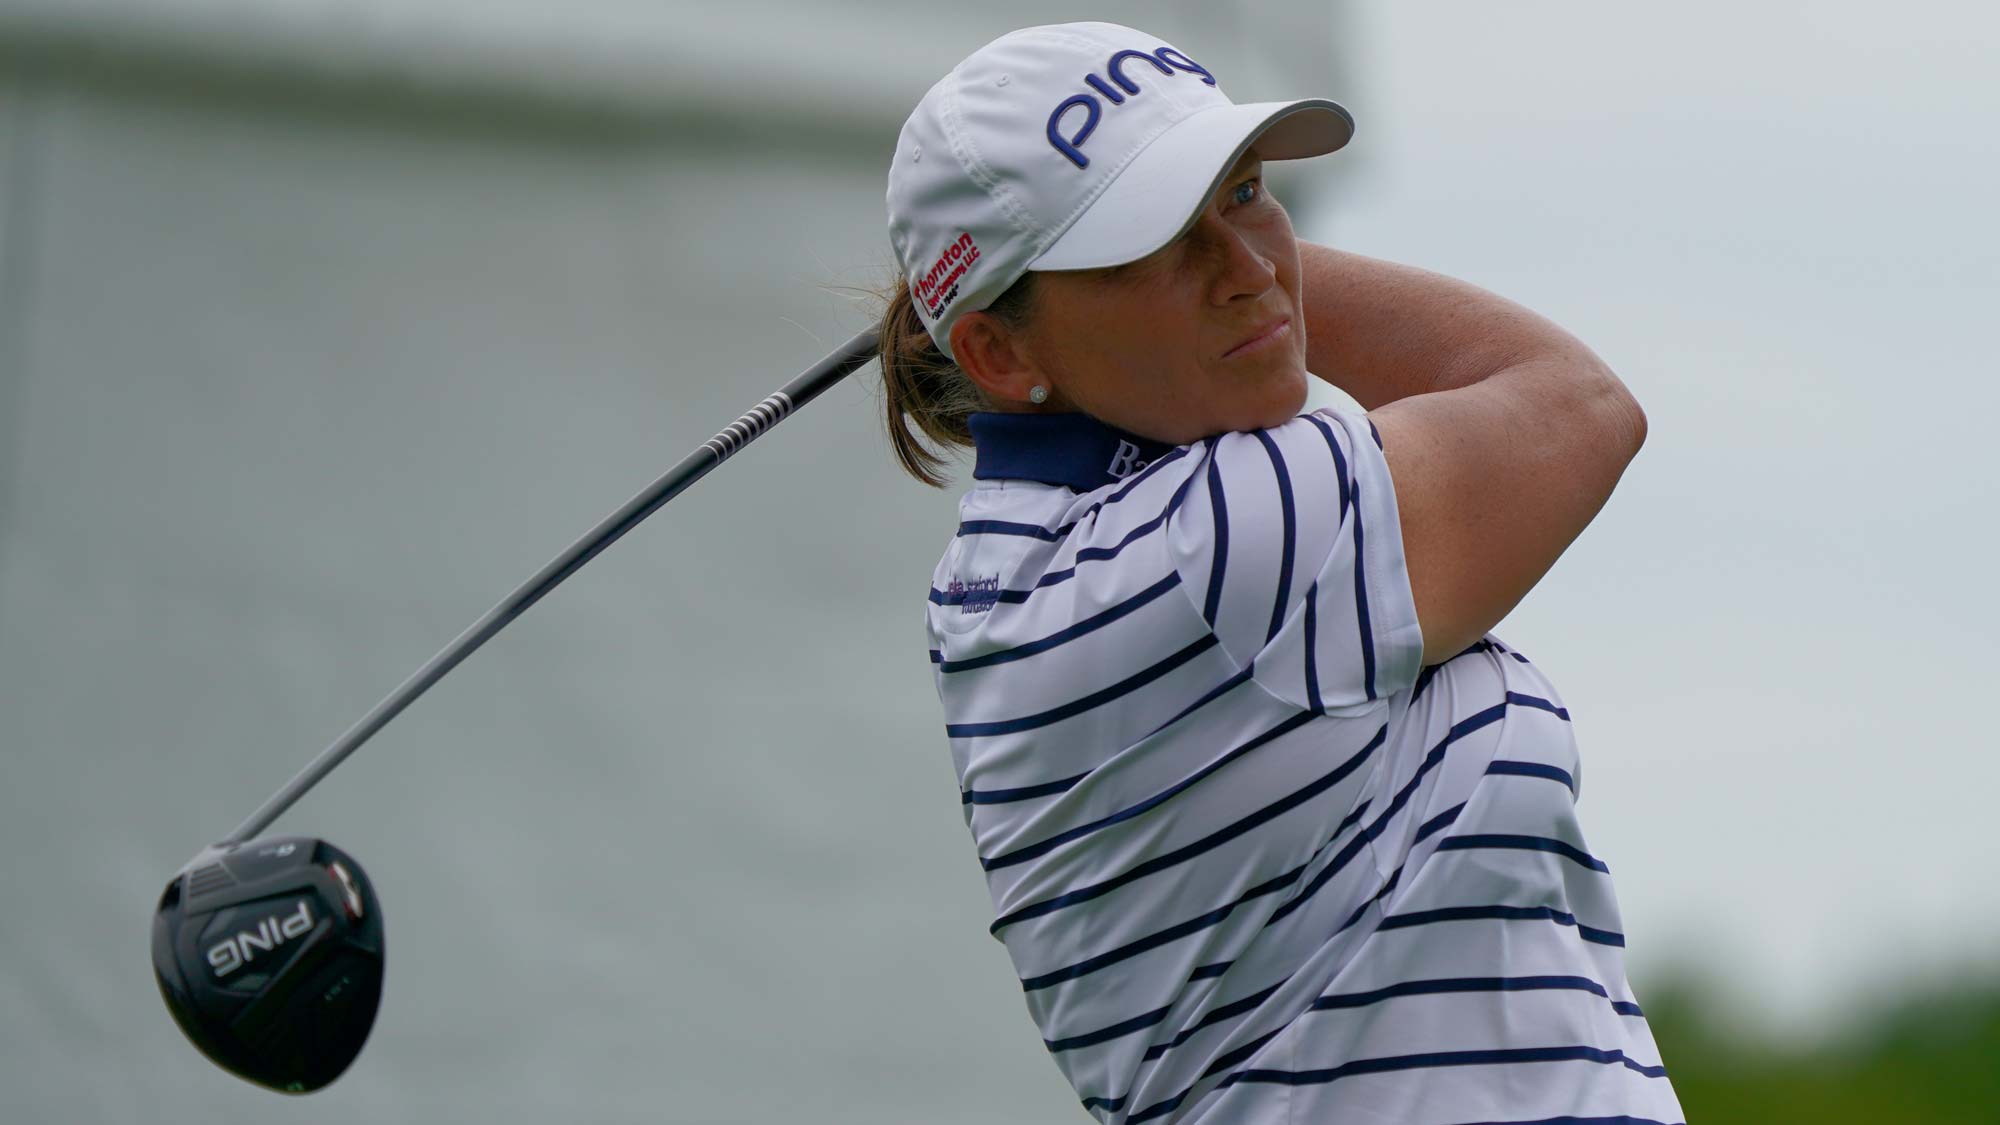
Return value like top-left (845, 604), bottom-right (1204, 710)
top-left (915, 232), bottom-right (980, 319)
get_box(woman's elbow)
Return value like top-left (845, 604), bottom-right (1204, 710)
top-left (1575, 363), bottom-right (1647, 463)
top-left (1532, 340), bottom-right (1646, 463)
top-left (1600, 372), bottom-right (1648, 460)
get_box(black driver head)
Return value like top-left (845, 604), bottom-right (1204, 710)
top-left (151, 836), bottom-right (384, 1093)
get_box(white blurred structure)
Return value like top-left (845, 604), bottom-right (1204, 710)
top-left (0, 4), bottom-right (1362, 1123)
top-left (0, 1), bottom-right (1364, 140)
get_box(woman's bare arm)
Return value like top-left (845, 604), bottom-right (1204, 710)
top-left (1297, 243), bottom-right (1647, 664)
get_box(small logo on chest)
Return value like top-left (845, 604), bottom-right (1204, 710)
top-left (1107, 439), bottom-right (1151, 479)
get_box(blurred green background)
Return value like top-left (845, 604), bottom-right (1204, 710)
top-left (1645, 972), bottom-right (2000, 1122)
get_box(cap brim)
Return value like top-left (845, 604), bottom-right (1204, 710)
top-left (1030, 98), bottom-right (1353, 272)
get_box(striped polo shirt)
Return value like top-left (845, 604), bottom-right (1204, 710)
top-left (925, 407), bottom-right (1683, 1124)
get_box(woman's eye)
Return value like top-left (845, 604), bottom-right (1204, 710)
top-left (1232, 179), bottom-right (1261, 206)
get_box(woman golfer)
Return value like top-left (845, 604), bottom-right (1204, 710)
top-left (881, 22), bottom-right (1682, 1124)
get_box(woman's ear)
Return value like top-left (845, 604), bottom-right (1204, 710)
top-left (951, 311), bottom-right (1046, 407)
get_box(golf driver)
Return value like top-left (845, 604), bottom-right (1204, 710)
top-left (152, 329), bottom-right (881, 1093)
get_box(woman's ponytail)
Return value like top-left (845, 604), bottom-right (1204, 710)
top-left (876, 272), bottom-right (1038, 488)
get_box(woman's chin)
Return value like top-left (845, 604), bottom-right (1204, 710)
top-left (1252, 368), bottom-right (1312, 425)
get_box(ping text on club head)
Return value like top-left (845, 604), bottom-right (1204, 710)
top-left (205, 901), bottom-right (314, 977)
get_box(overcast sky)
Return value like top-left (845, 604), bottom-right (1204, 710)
top-left (1314, 1), bottom-right (2000, 1034)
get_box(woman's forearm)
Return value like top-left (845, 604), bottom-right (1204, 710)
top-left (1297, 243), bottom-right (1615, 410)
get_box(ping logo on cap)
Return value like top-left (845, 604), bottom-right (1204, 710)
top-left (1046, 46), bottom-right (1216, 170)
top-left (916, 232), bottom-right (981, 319)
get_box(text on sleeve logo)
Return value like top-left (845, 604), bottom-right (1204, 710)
top-left (947, 575), bottom-right (1003, 615)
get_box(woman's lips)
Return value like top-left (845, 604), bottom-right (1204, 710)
top-left (1223, 317), bottom-right (1292, 359)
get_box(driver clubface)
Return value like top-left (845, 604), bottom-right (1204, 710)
top-left (152, 836), bottom-right (384, 1093)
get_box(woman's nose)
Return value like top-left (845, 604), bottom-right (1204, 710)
top-left (1198, 214), bottom-right (1279, 303)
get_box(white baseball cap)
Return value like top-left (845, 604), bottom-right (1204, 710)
top-left (886, 21), bottom-right (1353, 361)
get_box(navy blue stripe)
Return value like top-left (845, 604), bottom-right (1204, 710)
top-left (1252, 431), bottom-right (1296, 644)
top-left (1413, 801), bottom-right (1466, 843)
top-left (1451, 1117), bottom-right (1679, 1125)
top-left (983, 710), bottom-right (1317, 871)
top-left (1335, 863), bottom-right (1404, 934)
top-left (958, 518), bottom-right (1063, 541)
top-left (1612, 1001), bottom-right (1646, 1018)
top-left (955, 449), bottom-right (1193, 545)
top-left (1436, 834), bottom-right (1609, 873)
top-left (1259, 794), bottom-right (1378, 926)
top-left (1378, 904), bottom-right (1627, 947)
top-left (936, 571), bottom-right (1181, 674)
top-left (1313, 974), bottom-right (1622, 1013)
top-left (1352, 479), bottom-right (1378, 701)
top-left (1239, 727), bottom-right (1392, 930)
top-left (962, 770), bottom-right (1088, 806)
top-left (1241, 1044), bottom-right (1668, 1086)
top-left (1306, 417), bottom-right (1367, 710)
top-left (1029, 568), bottom-right (1074, 593)
top-left (1141, 981), bottom-right (1285, 1060)
top-left (1253, 690), bottom-right (1553, 940)
top-left (1507, 691), bottom-right (1571, 720)
top-left (1309, 415), bottom-right (1379, 700)
top-left (990, 723), bottom-right (1384, 934)
top-left (1411, 663), bottom-right (1438, 703)
top-left (1142, 665), bottom-right (1255, 739)
top-left (1201, 445), bottom-right (1229, 627)
top-left (931, 466), bottom-right (1202, 607)
top-left (1175, 794), bottom-right (1375, 983)
top-left (1302, 581), bottom-right (1324, 712)
top-left (1046, 1002), bottom-right (1173, 1054)
top-left (1113, 976), bottom-right (1654, 1118)
top-left (1122, 1028), bottom-right (1287, 1122)
top-left (1050, 446), bottom-right (1196, 535)
top-left (1265, 804), bottom-right (1392, 929)
top-left (1328, 833), bottom-right (1430, 938)
top-left (1366, 417), bottom-right (1385, 449)
top-left (1265, 702), bottom-right (1503, 928)
top-left (930, 574), bottom-right (1053, 606)
top-left (1073, 470), bottom-right (1200, 566)
top-left (1412, 640), bottom-right (1499, 702)
top-left (1130, 1045), bottom-right (1665, 1123)
top-left (1301, 412), bottom-right (1351, 524)
top-left (945, 634), bottom-right (1217, 738)
top-left (931, 585), bottom-right (1026, 607)
top-left (1225, 1044), bottom-right (1666, 1092)
top-left (1105, 444), bottom-right (1192, 503)
top-left (1018, 850), bottom-right (1322, 992)
top-left (927, 649), bottom-right (942, 664)
top-left (1485, 759), bottom-right (1579, 797)
top-left (1328, 802), bottom-right (1481, 943)
top-left (1016, 686), bottom-right (1559, 1044)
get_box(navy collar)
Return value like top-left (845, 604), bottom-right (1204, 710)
top-left (968, 411), bottom-right (1180, 492)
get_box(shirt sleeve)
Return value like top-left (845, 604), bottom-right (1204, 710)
top-left (1164, 407), bottom-right (1424, 714)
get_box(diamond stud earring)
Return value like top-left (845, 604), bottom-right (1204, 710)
top-left (1028, 385), bottom-right (1049, 404)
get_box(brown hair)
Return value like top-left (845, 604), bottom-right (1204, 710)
top-left (879, 271), bottom-right (1040, 488)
